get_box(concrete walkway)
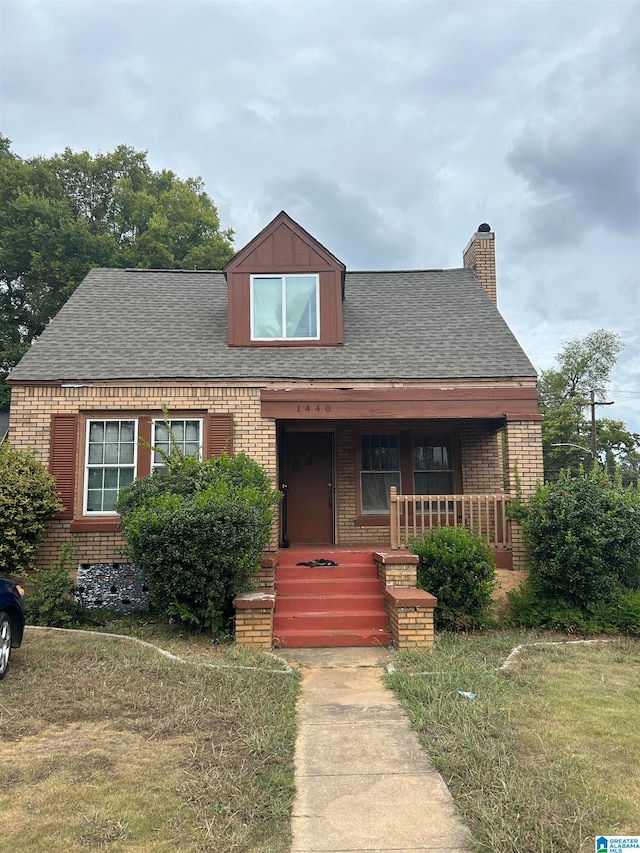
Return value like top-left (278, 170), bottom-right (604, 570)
top-left (279, 647), bottom-right (471, 853)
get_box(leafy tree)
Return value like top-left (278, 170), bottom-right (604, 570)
top-left (0, 442), bottom-right (63, 574)
top-left (116, 452), bottom-right (280, 632)
top-left (538, 329), bottom-right (623, 408)
top-left (539, 330), bottom-right (638, 482)
top-left (0, 137), bottom-right (235, 406)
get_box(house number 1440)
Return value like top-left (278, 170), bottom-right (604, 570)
top-left (296, 404), bottom-right (332, 412)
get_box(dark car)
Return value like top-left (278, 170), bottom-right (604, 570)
top-left (0, 577), bottom-right (25, 680)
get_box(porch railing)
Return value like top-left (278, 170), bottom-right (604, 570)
top-left (389, 486), bottom-right (511, 550)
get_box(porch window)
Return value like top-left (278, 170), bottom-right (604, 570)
top-left (360, 434), bottom-right (401, 512)
top-left (152, 418), bottom-right (203, 473)
top-left (251, 274), bottom-right (319, 340)
top-left (84, 420), bottom-right (137, 513)
top-left (413, 433), bottom-right (454, 512)
top-left (413, 433), bottom-right (454, 494)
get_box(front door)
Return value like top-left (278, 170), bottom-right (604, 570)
top-left (283, 432), bottom-right (333, 544)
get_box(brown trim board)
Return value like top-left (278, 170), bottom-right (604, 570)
top-left (261, 388), bottom-right (542, 420)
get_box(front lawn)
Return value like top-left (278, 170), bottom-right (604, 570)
top-left (0, 627), bottom-right (300, 852)
top-left (4, 622), bottom-right (638, 852)
top-left (387, 631), bottom-right (640, 853)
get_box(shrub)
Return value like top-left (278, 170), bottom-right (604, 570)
top-left (0, 442), bottom-right (63, 575)
top-left (506, 580), bottom-right (640, 636)
top-left (523, 469), bottom-right (640, 609)
top-left (116, 451), bottom-right (280, 631)
top-left (24, 543), bottom-right (80, 628)
top-left (409, 526), bottom-right (496, 630)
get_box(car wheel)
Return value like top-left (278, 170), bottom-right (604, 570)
top-left (0, 611), bottom-right (12, 681)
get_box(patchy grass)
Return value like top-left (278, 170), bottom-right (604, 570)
top-left (0, 627), bottom-right (300, 852)
top-left (387, 631), bottom-right (640, 853)
top-left (78, 611), bottom-right (292, 672)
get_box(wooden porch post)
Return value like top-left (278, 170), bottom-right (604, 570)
top-left (389, 486), bottom-right (399, 549)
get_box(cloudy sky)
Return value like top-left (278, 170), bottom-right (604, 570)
top-left (1, 0), bottom-right (639, 430)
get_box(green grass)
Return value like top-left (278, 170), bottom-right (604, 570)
top-left (1, 626), bottom-right (300, 852)
top-left (387, 631), bottom-right (640, 853)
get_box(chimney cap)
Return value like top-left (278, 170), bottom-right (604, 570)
top-left (477, 223), bottom-right (491, 232)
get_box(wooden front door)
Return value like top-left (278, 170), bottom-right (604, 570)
top-left (283, 432), bottom-right (333, 544)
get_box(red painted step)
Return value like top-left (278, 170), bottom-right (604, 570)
top-left (276, 593), bottom-right (384, 613)
top-left (277, 577), bottom-right (383, 596)
top-left (274, 629), bottom-right (391, 649)
top-left (273, 548), bottom-right (390, 648)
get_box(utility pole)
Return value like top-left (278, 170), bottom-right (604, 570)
top-left (590, 390), bottom-right (615, 461)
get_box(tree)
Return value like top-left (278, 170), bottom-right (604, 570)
top-left (539, 330), bottom-right (639, 482)
top-left (0, 137), bottom-right (235, 406)
top-left (538, 329), bottom-right (623, 408)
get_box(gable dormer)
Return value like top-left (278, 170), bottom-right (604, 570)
top-left (224, 211), bottom-right (346, 347)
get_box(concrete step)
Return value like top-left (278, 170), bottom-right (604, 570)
top-left (273, 611), bottom-right (388, 633)
top-left (276, 564), bottom-right (378, 581)
top-left (276, 593), bottom-right (385, 614)
top-left (276, 577), bottom-right (384, 596)
top-left (277, 549), bottom-right (377, 568)
top-left (273, 628), bottom-right (391, 648)
top-left (274, 548), bottom-right (388, 648)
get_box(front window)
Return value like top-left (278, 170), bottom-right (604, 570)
top-left (360, 434), bottom-right (401, 512)
top-left (413, 433), bottom-right (454, 494)
top-left (152, 419), bottom-right (203, 473)
top-left (251, 274), bottom-right (319, 340)
top-left (85, 420), bottom-right (137, 513)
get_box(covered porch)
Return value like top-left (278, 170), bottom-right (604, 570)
top-left (261, 385), bottom-right (542, 571)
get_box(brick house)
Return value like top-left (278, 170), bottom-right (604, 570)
top-left (9, 211), bottom-right (543, 647)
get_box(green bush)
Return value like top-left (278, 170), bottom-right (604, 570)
top-left (409, 526), bottom-right (496, 631)
top-left (506, 580), bottom-right (640, 635)
top-left (116, 452), bottom-right (280, 631)
top-left (523, 469), bottom-right (640, 609)
top-left (0, 442), bottom-right (63, 575)
top-left (25, 543), bottom-right (80, 627)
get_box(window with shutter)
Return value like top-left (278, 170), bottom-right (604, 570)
top-left (54, 411), bottom-right (234, 522)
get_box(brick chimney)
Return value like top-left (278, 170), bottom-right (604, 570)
top-left (463, 223), bottom-right (496, 304)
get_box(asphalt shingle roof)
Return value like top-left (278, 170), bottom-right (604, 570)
top-left (10, 267), bottom-right (537, 382)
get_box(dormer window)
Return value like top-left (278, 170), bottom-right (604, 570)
top-left (251, 274), bottom-right (319, 341)
top-left (225, 211), bottom-right (345, 347)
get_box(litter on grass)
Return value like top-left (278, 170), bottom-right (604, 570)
top-left (457, 691), bottom-right (477, 700)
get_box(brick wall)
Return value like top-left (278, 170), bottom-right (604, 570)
top-left (10, 380), bottom-right (541, 570)
top-left (10, 381), bottom-right (278, 567)
top-left (504, 419), bottom-right (544, 570)
top-left (504, 420), bottom-right (544, 495)
top-left (460, 423), bottom-right (504, 493)
top-left (463, 230), bottom-right (497, 304)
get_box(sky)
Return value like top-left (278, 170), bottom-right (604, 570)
top-left (1, 0), bottom-right (639, 431)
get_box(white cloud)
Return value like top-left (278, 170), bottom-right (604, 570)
top-left (1, 0), bottom-right (639, 429)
